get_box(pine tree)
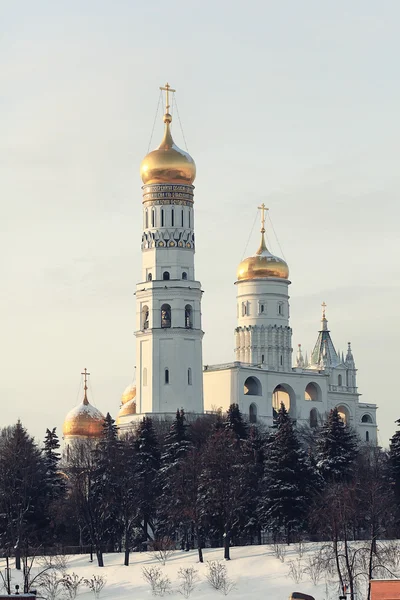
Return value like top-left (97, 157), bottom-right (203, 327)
top-left (316, 407), bottom-right (359, 484)
top-left (134, 417), bottom-right (160, 544)
top-left (242, 424), bottom-right (266, 544)
top-left (224, 403), bottom-right (248, 441)
top-left (158, 410), bottom-right (193, 542)
top-left (43, 427), bottom-right (65, 502)
top-left (259, 403), bottom-right (316, 543)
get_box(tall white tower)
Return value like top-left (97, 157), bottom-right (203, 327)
top-left (134, 84), bottom-right (204, 417)
top-left (234, 204), bottom-right (292, 371)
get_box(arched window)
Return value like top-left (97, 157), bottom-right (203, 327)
top-left (337, 405), bottom-right (350, 425)
top-left (305, 382), bottom-right (320, 402)
top-left (366, 431), bottom-right (370, 442)
top-left (278, 302), bottom-right (283, 315)
top-left (142, 305), bottom-right (149, 330)
top-left (185, 304), bottom-right (193, 328)
top-left (182, 272), bottom-right (187, 280)
top-left (161, 209), bottom-right (164, 227)
top-left (148, 273), bottom-right (152, 281)
top-left (280, 355), bottom-right (283, 366)
top-left (272, 384), bottom-right (293, 414)
top-left (188, 210), bottom-right (191, 228)
top-left (244, 376), bottom-right (262, 396)
top-left (171, 209), bottom-right (174, 227)
top-left (261, 354), bottom-right (265, 363)
top-left (145, 209), bottom-right (148, 229)
top-left (151, 208), bottom-right (155, 227)
top-left (161, 304), bottom-right (171, 328)
top-left (361, 414), bottom-right (373, 424)
top-left (310, 408), bottom-right (318, 428)
top-left (338, 374), bottom-right (343, 386)
top-left (181, 209), bottom-right (184, 227)
top-left (143, 367), bottom-right (147, 386)
top-left (165, 368), bottom-right (169, 384)
top-left (249, 403), bottom-right (257, 423)
top-left (163, 271), bottom-right (170, 280)
top-left (188, 368), bottom-right (192, 385)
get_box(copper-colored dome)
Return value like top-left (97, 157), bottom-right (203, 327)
top-left (63, 397), bottom-right (105, 438)
top-left (116, 398), bottom-right (136, 425)
top-left (140, 113), bottom-right (196, 186)
top-left (121, 383), bottom-right (136, 405)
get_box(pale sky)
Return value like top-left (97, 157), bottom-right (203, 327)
top-left (1, 1), bottom-right (399, 448)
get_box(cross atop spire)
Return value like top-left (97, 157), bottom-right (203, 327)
top-left (81, 367), bottom-right (90, 405)
top-left (321, 301), bottom-right (327, 319)
top-left (258, 203), bottom-right (268, 233)
top-left (160, 82), bottom-right (176, 114)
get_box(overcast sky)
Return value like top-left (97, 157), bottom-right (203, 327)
top-left (1, 0), bottom-right (399, 447)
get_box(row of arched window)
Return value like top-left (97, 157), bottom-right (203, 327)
top-left (145, 207), bottom-right (192, 229)
top-left (147, 271), bottom-right (188, 282)
top-left (239, 300), bottom-right (285, 317)
top-left (141, 367), bottom-right (192, 386)
top-left (141, 304), bottom-right (193, 329)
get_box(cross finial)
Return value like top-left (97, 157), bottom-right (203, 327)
top-left (160, 82), bottom-right (176, 114)
top-left (258, 203), bottom-right (268, 233)
top-left (81, 367), bottom-right (90, 403)
top-left (321, 301), bottom-right (327, 318)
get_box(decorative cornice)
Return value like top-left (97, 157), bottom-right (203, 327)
top-left (142, 183), bottom-right (194, 204)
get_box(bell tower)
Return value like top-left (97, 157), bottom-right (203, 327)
top-left (134, 83), bottom-right (204, 416)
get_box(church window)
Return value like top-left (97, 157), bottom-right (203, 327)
top-left (142, 305), bottom-right (149, 330)
top-left (143, 368), bottom-right (147, 386)
top-left (278, 302), bottom-right (283, 315)
top-left (182, 272), bottom-right (187, 280)
top-left (310, 408), bottom-right (318, 428)
top-left (148, 273), bottom-right (152, 281)
top-left (244, 376), bottom-right (262, 396)
top-left (261, 354), bottom-right (265, 363)
top-left (161, 304), bottom-right (171, 328)
top-left (361, 414), bottom-right (373, 424)
top-left (188, 368), bottom-right (192, 385)
top-left (163, 271), bottom-right (170, 280)
top-left (366, 431), bottom-right (369, 442)
top-left (189, 210), bottom-right (191, 228)
top-left (242, 302), bottom-right (247, 317)
top-left (161, 209), bottom-right (164, 227)
top-left (165, 368), bottom-right (169, 384)
top-left (181, 209), bottom-right (184, 227)
top-left (145, 209), bottom-right (148, 229)
top-left (338, 374), bottom-right (343, 386)
top-left (151, 209), bottom-right (155, 227)
top-left (259, 303), bottom-right (265, 314)
top-left (185, 304), bottom-right (193, 328)
top-left (249, 403), bottom-right (257, 423)
top-left (280, 355), bottom-right (283, 366)
top-left (171, 209), bottom-right (174, 226)
top-left (305, 382), bottom-right (320, 401)
top-left (272, 384), bottom-right (291, 413)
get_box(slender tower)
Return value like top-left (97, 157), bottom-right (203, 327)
top-left (234, 205), bottom-right (292, 370)
top-left (134, 84), bottom-right (204, 417)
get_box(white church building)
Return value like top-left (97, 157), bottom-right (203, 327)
top-left (63, 84), bottom-right (378, 445)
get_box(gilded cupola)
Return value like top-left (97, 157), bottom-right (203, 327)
top-left (116, 382), bottom-right (136, 425)
top-left (237, 204), bottom-right (289, 281)
top-left (140, 83), bottom-right (196, 186)
top-left (63, 369), bottom-right (105, 439)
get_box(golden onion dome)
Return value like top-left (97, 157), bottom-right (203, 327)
top-left (237, 231), bottom-right (289, 281)
top-left (121, 383), bottom-right (136, 405)
top-left (63, 393), bottom-right (105, 439)
top-left (116, 398), bottom-right (136, 426)
top-left (140, 92), bottom-right (196, 186)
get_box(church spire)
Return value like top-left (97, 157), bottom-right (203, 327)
top-left (81, 367), bottom-right (90, 405)
top-left (309, 303), bottom-right (339, 369)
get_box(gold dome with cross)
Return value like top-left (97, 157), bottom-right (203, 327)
top-left (62, 369), bottom-right (105, 439)
top-left (237, 204), bottom-right (289, 281)
top-left (140, 83), bottom-right (196, 186)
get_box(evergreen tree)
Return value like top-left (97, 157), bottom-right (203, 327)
top-left (242, 424), bottom-right (266, 544)
top-left (0, 422), bottom-right (47, 570)
top-left (224, 403), bottom-right (248, 441)
top-left (158, 410), bottom-right (193, 542)
top-left (43, 427), bottom-right (65, 501)
top-left (134, 417), bottom-right (160, 543)
top-left (259, 403), bottom-right (316, 543)
top-left (316, 407), bottom-right (359, 484)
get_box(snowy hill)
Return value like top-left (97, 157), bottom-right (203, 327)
top-left (0, 544), bottom-right (340, 600)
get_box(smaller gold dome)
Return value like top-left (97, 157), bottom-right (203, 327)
top-left (116, 398), bottom-right (136, 426)
top-left (140, 112), bottom-right (196, 186)
top-left (121, 384), bottom-right (136, 405)
top-left (63, 394), bottom-right (105, 439)
top-left (237, 232), bottom-right (289, 281)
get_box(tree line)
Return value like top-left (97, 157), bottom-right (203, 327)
top-left (2, 404), bottom-right (400, 584)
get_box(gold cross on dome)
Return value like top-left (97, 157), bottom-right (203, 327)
top-left (81, 367), bottom-right (90, 392)
top-left (258, 203), bottom-right (268, 232)
top-left (321, 302), bottom-right (327, 318)
top-left (160, 82), bottom-right (176, 113)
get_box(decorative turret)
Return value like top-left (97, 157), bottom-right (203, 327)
top-left (296, 344), bottom-right (305, 368)
top-left (309, 303), bottom-right (339, 370)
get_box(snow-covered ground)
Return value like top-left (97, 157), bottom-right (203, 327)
top-left (0, 545), bottom-right (342, 600)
